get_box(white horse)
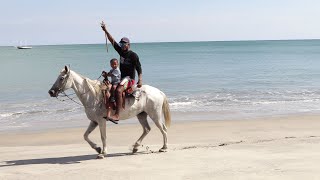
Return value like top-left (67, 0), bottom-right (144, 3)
top-left (48, 66), bottom-right (171, 158)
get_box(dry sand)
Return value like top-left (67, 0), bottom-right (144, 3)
top-left (1, 115), bottom-right (320, 179)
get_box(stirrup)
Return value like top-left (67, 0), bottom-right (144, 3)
top-left (103, 116), bottom-right (118, 124)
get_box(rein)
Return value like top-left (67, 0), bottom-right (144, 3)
top-left (56, 91), bottom-right (83, 106)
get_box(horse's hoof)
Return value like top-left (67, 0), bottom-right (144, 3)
top-left (159, 148), bottom-right (167, 152)
top-left (132, 148), bottom-right (138, 154)
top-left (96, 154), bottom-right (105, 159)
top-left (95, 147), bottom-right (102, 154)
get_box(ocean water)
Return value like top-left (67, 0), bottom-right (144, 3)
top-left (1, 40), bottom-right (320, 132)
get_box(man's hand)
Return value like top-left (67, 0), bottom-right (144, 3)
top-left (100, 21), bottom-right (107, 32)
top-left (137, 80), bottom-right (142, 88)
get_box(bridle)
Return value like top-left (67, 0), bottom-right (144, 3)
top-left (54, 70), bottom-right (81, 104)
top-left (57, 70), bottom-right (71, 95)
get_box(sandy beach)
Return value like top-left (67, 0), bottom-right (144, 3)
top-left (1, 114), bottom-right (320, 180)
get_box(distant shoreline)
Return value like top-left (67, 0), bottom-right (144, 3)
top-left (1, 38), bottom-right (320, 47)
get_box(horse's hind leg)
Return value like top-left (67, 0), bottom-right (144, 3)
top-left (133, 112), bottom-right (151, 153)
top-left (84, 121), bottom-right (100, 153)
top-left (149, 111), bottom-right (168, 152)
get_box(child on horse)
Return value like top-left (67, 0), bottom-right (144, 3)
top-left (102, 58), bottom-right (121, 119)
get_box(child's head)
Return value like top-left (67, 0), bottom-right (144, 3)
top-left (110, 58), bottom-right (118, 69)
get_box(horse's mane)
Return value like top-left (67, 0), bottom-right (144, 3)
top-left (84, 78), bottom-right (101, 96)
top-left (71, 70), bottom-right (101, 97)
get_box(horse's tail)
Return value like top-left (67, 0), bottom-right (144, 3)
top-left (162, 95), bottom-right (171, 128)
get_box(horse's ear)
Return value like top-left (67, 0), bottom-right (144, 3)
top-left (65, 65), bottom-right (69, 73)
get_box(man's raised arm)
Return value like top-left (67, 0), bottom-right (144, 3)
top-left (101, 21), bottom-right (116, 46)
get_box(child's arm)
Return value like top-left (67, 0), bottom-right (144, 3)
top-left (106, 71), bottom-right (113, 77)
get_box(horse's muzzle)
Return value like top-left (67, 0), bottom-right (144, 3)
top-left (48, 89), bottom-right (57, 97)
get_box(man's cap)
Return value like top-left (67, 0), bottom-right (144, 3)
top-left (120, 37), bottom-right (130, 44)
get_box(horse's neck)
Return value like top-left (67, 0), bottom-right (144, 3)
top-left (70, 71), bottom-right (101, 106)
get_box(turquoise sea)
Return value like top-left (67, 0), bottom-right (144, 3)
top-left (1, 40), bottom-right (320, 132)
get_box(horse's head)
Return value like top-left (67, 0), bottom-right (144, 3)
top-left (48, 66), bottom-right (73, 97)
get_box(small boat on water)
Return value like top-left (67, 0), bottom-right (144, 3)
top-left (16, 46), bottom-right (32, 49)
top-left (16, 40), bottom-right (32, 49)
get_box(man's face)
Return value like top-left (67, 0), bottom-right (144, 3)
top-left (120, 42), bottom-right (129, 51)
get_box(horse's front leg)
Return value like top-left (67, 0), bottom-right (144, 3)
top-left (97, 119), bottom-right (107, 159)
top-left (84, 121), bottom-right (100, 153)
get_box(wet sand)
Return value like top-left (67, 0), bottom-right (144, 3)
top-left (1, 115), bottom-right (320, 179)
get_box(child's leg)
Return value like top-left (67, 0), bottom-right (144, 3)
top-left (112, 85), bottom-right (118, 95)
top-left (110, 84), bottom-right (117, 102)
top-left (106, 106), bottom-right (111, 118)
top-left (104, 91), bottom-right (108, 104)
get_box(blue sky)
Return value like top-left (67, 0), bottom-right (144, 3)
top-left (1, 0), bottom-right (320, 45)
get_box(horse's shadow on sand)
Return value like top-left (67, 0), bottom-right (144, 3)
top-left (0, 152), bottom-right (150, 167)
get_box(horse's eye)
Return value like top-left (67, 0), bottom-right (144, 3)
top-left (60, 77), bottom-right (65, 81)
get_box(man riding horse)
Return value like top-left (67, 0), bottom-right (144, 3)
top-left (101, 21), bottom-right (143, 122)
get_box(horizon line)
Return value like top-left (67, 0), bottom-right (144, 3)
top-left (1, 38), bottom-right (320, 47)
